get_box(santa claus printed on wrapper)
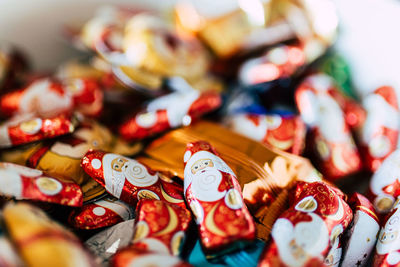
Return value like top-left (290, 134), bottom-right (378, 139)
top-left (340, 193), bottom-right (380, 267)
top-left (0, 162), bottom-right (82, 207)
top-left (119, 89), bottom-right (221, 141)
top-left (226, 113), bottom-right (306, 155)
top-left (295, 73), bottom-right (361, 180)
top-left (258, 181), bottom-right (353, 267)
top-left (183, 141), bottom-right (255, 253)
top-left (374, 198), bottom-right (400, 266)
top-left (359, 86), bottom-right (399, 172)
top-left (81, 150), bottom-right (185, 207)
top-left (369, 149), bottom-right (400, 215)
top-left (271, 213), bottom-right (330, 267)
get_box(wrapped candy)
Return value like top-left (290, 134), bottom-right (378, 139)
top-left (258, 181), bottom-right (353, 267)
top-left (85, 220), bottom-right (136, 265)
top-left (175, 0), bottom-right (337, 60)
top-left (183, 141), bottom-right (256, 255)
top-left (0, 162), bottom-right (82, 206)
top-left (131, 199), bottom-right (192, 256)
top-left (295, 73), bottom-right (362, 180)
top-left (0, 224), bottom-right (23, 267)
top-left (111, 247), bottom-right (192, 267)
top-left (0, 114), bottom-right (75, 149)
top-left (69, 196), bottom-right (134, 229)
top-left (81, 150), bottom-right (185, 208)
top-left (226, 113), bottom-right (306, 155)
top-left (368, 149), bottom-right (400, 215)
top-left (0, 77), bottom-right (103, 118)
top-left (373, 197), bottom-right (400, 267)
top-left (1, 120), bottom-right (141, 202)
top-left (239, 45), bottom-right (306, 86)
top-left (358, 86), bottom-right (399, 172)
top-left (123, 14), bottom-right (209, 82)
top-left (340, 193), bottom-right (380, 267)
top-left (2, 202), bottom-right (96, 267)
top-left (119, 90), bottom-right (221, 141)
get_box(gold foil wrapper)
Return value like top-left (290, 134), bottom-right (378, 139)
top-left (3, 203), bottom-right (95, 267)
top-left (141, 120), bottom-right (319, 239)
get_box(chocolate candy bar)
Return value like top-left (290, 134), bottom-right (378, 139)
top-left (131, 199), bottom-right (191, 256)
top-left (81, 150), bottom-right (185, 207)
top-left (0, 162), bottom-right (82, 206)
top-left (183, 141), bottom-right (256, 255)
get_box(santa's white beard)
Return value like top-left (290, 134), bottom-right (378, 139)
top-left (317, 95), bottom-right (348, 143)
top-left (272, 214), bottom-right (329, 267)
top-left (122, 160), bottom-right (158, 187)
top-left (191, 167), bottom-right (226, 202)
top-left (370, 150), bottom-right (400, 195)
top-left (362, 94), bottom-right (399, 142)
top-left (377, 211), bottom-right (400, 255)
top-left (20, 80), bottom-right (72, 118)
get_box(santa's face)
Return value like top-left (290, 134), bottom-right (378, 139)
top-left (377, 212), bottom-right (400, 255)
top-left (191, 164), bottom-right (226, 202)
top-left (272, 214), bottom-right (329, 267)
top-left (111, 157), bottom-right (158, 188)
top-left (112, 157), bottom-right (128, 172)
top-left (191, 159), bottom-right (214, 174)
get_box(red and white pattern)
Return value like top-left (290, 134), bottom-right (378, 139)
top-left (295, 73), bottom-right (362, 180)
top-left (258, 181), bottom-right (353, 267)
top-left (239, 45), bottom-right (306, 85)
top-left (81, 150), bottom-right (185, 208)
top-left (131, 199), bottom-right (191, 256)
top-left (119, 90), bottom-right (221, 141)
top-left (69, 196), bottom-right (134, 229)
top-left (0, 162), bottom-right (82, 206)
top-left (0, 114), bottom-right (75, 148)
top-left (374, 197), bottom-right (400, 267)
top-left (369, 149), bottom-right (400, 216)
top-left (359, 86), bottom-right (399, 172)
top-left (0, 77), bottom-right (103, 118)
top-left (341, 193), bottom-right (380, 267)
top-left (183, 141), bottom-right (255, 254)
top-left (226, 113), bottom-right (306, 155)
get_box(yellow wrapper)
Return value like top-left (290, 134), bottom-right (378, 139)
top-left (3, 203), bottom-right (95, 267)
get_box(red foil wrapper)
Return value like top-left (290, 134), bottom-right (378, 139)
top-left (119, 90), bottom-right (221, 141)
top-left (69, 196), bottom-right (134, 230)
top-left (131, 199), bottom-right (191, 256)
top-left (359, 86), bottom-right (399, 172)
top-left (183, 141), bottom-right (256, 255)
top-left (328, 89), bottom-right (366, 132)
top-left (0, 78), bottom-right (103, 118)
top-left (111, 246), bottom-right (192, 267)
top-left (341, 193), bottom-right (379, 267)
top-left (295, 73), bottom-right (362, 180)
top-left (258, 181), bottom-right (353, 267)
top-left (63, 78), bottom-right (104, 117)
top-left (0, 114), bottom-right (75, 148)
top-left (368, 149), bottom-right (400, 215)
top-left (0, 162), bottom-right (82, 207)
top-left (0, 79), bottom-right (73, 118)
top-left (374, 197), bottom-right (400, 267)
top-left (239, 45), bottom-right (306, 86)
top-left (81, 150), bottom-right (185, 208)
top-left (226, 113), bottom-right (306, 155)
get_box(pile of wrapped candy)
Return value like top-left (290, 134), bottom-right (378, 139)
top-left (0, 1), bottom-right (399, 266)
